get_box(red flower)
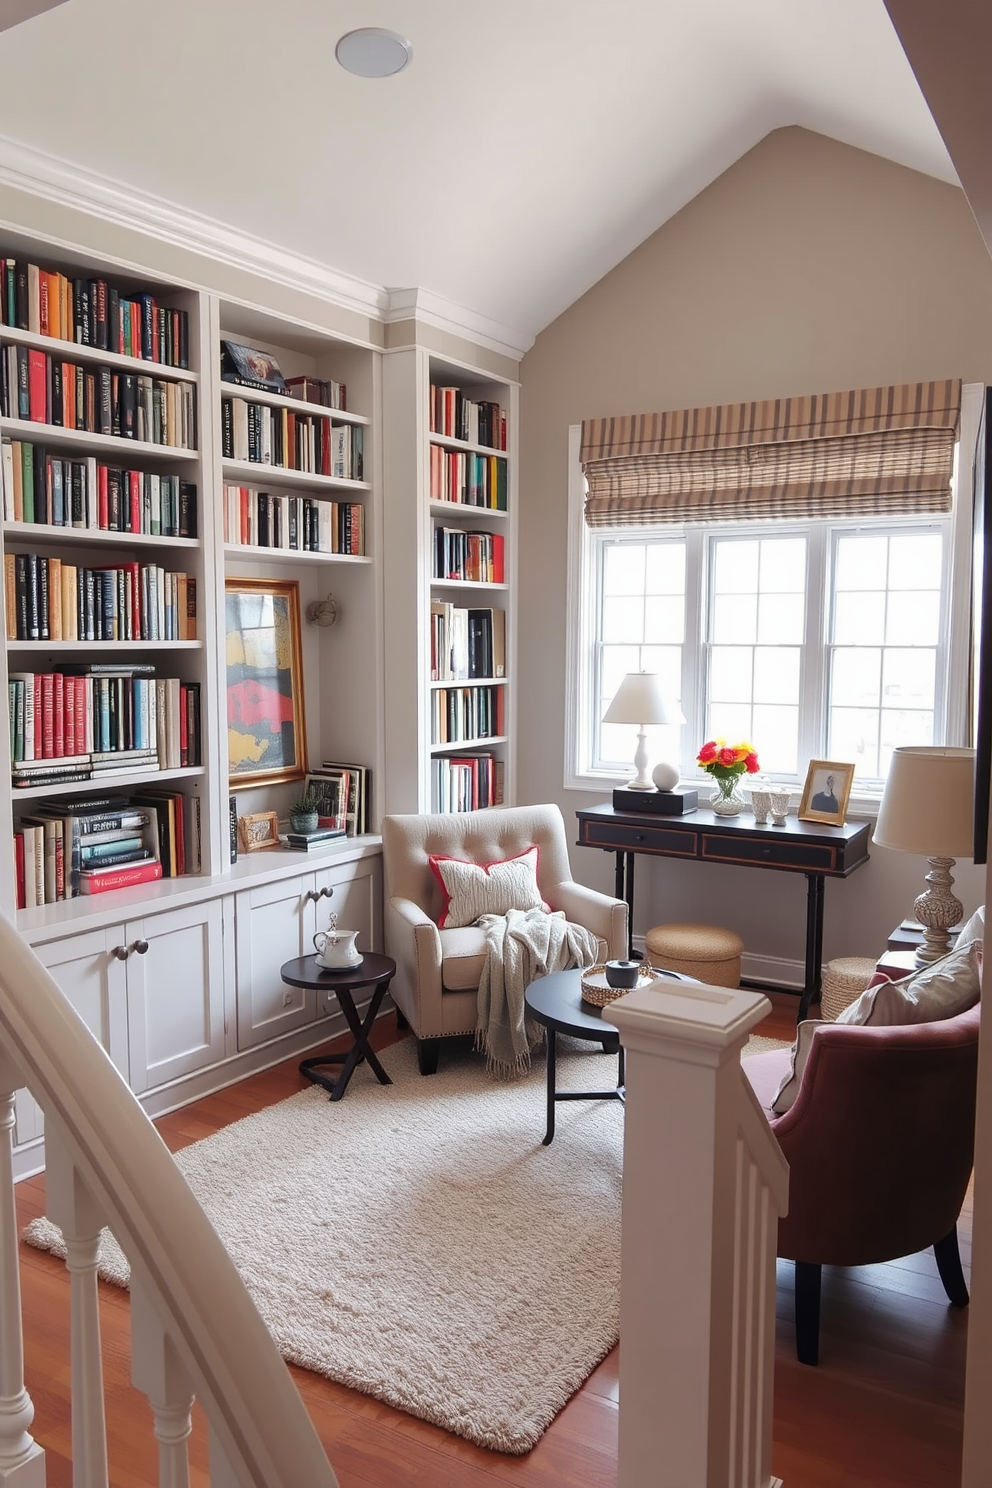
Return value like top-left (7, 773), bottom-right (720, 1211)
top-left (696, 740), bottom-right (719, 765)
top-left (745, 752), bottom-right (760, 773)
top-left (719, 747), bottom-right (737, 767)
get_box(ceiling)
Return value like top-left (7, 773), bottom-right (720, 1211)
top-left (0, 0), bottom-right (955, 352)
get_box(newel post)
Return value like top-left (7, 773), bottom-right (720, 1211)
top-left (609, 982), bottom-right (788, 1488)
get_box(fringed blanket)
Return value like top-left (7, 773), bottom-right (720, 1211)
top-left (476, 908), bottom-right (600, 1078)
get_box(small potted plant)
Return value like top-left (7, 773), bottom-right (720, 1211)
top-left (289, 794), bottom-right (319, 834)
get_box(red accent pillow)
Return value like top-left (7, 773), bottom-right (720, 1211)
top-left (428, 845), bottom-right (548, 929)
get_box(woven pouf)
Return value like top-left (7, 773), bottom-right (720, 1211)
top-left (819, 956), bottom-right (877, 1021)
top-left (644, 922), bottom-right (744, 988)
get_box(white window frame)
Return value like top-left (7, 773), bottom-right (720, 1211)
top-left (564, 384), bottom-right (983, 814)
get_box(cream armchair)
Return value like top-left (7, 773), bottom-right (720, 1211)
top-left (382, 803), bottom-right (628, 1074)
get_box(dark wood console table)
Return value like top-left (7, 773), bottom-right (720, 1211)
top-left (575, 803), bottom-right (871, 1020)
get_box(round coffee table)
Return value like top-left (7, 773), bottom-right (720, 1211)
top-left (281, 951), bottom-right (396, 1102)
top-left (525, 966), bottom-right (680, 1144)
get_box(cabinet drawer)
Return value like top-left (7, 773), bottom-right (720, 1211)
top-left (702, 834), bottom-right (836, 872)
top-left (582, 820), bottom-right (696, 856)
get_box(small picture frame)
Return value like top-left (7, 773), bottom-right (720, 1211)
top-left (238, 810), bottom-right (281, 853)
top-left (798, 760), bottom-right (855, 826)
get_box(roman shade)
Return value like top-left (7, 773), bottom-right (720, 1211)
top-left (580, 379), bottom-right (962, 528)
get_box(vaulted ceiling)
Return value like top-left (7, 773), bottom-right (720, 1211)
top-left (0, 0), bottom-right (955, 351)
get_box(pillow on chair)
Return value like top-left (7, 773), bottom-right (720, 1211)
top-left (429, 846), bottom-right (549, 929)
top-left (837, 937), bottom-right (982, 1027)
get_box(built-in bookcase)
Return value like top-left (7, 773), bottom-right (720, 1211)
top-left (382, 347), bottom-right (517, 816)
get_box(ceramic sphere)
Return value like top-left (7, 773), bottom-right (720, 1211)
top-left (651, 760), bottom-right (680, 792)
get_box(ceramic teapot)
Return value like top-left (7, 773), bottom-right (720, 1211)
top-left (313, 913), bottom-right (362, 970)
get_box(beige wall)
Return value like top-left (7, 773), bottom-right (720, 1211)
top-left (518, 125), bottom-right (992, 978)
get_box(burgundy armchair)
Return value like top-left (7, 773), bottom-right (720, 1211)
top-left (743, 1004), bottom-right (980, 1364)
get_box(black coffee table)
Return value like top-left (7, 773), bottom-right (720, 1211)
top-left (281, 951), bottom-right (396, 1102)
top-left (525, 967), bottom-right (680, 1144)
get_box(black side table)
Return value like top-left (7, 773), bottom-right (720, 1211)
top-left (281, 951), bottom-right (397, 1102)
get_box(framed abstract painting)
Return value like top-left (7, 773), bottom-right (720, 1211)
top-left (226, 578), bottom-right (308, 789)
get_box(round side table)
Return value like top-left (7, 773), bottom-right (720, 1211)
top-left (280, 951), bottom-right (397, 1102)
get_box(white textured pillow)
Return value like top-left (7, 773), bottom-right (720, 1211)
top-left (429, 846), bottom-right (548, 929)
top-left (770, 1020), bottom-right (822, 1116)
top-left (836, 937), bottom-right (982, 1028)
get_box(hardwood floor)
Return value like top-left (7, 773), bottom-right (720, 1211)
top-left (13, 992), bottom-right (969, 1486)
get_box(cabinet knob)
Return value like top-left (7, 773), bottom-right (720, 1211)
top-left (320, 886), bottom-right (335, 900)
top-left (761, 848), bottom-right (771, 858)
top-left (130, 940), bottom-right (149, 955)
top-left (305, 889), bottom-right (321, 903)
top-left (111, 945), bottom-right (129, 961)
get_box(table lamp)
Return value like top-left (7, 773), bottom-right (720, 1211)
top-left (603, 672), bottom-right (685, 790)
top-left (872, 745), bottom-right (976, 966)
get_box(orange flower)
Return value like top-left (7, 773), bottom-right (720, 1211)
top-left (696, 738), bottom-right (761, 782)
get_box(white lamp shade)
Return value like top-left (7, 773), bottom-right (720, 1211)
top-left (603, 672), bottom-right (685, 727)
top-left (873, 746), bottom-right (976, 858)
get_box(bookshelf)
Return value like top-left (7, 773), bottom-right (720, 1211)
top-left (382, 348), bottom-right (517, 815)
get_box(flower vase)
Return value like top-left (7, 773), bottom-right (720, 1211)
top-left (710, 776), bottom-right (746, 817)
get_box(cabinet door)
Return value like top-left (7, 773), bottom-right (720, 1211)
top-left (125, 899), bottom-right (226, 1095)
top-left (35, 925), bottom-right (131, 1075)
top-left (234, 872), bottom-right (320, 1050)
top-left (312, 856), bottom-right (383, 1023)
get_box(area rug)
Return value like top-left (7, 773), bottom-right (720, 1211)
top-left (25, 1030), bottom-right (788, 1454)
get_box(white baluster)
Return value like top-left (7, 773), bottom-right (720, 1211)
top-left (609, 981), bottom-right (788, 1488)
top-left (0, 1057), bottom-right (46, 1488)
top-left (43, 1131), bottom-right (108, 1488)
top-left (130, 1278), bottom-right (192, 1488)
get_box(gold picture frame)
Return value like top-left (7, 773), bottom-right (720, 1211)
top-left (237, 810), bottom-right (281, 853)
top-left (798, 760), bottom-right (855, 826)
top-left (226, 578), bottom-right (308, 789)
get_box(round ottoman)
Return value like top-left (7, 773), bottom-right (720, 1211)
top-left (819, 956), bottom-right (877, 1021)
top-left (644, 923), bottom-right (744, 988)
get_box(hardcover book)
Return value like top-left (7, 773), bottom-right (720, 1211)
top-left (220, 341), bottom-right (286, 393)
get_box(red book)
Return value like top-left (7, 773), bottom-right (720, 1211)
top-left (40, 672), bottom-right (54, 758)
top-left (98, 464), bottom-right (109, 529)
top-left (78, 860), bottom-right (163, 895)
top-left (53, 671), bottom-right (65, 758)
top-left (65, 672), bottom-right (76, 757)
top-left (13, 833), bottom-right (25, 911)
top-left (492, 533), bottom-right (505, 585)
top-left (28, 350), bottom-right (48, 422)
top-left (128, 469), bottom-right (141, 533)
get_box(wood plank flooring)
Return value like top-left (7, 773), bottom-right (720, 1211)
top-left (13, 993), bottom-right (969, 1486)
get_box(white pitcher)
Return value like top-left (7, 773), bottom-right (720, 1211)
top-left (313, 927), bottom-right (362, 969)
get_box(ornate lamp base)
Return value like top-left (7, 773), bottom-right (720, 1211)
top-left (913, 856), bottom-right (963, 967)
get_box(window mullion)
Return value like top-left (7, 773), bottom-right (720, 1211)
top-left (682, 528), bottom-right (705, 775)
top-left (801, 524), bottom-right (828, 766)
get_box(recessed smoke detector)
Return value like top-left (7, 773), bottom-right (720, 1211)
top-left (335, 28), bottom-right (412, 78)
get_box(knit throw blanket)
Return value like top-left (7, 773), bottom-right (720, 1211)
top-left (475, 907), bottom-right (601, 1078)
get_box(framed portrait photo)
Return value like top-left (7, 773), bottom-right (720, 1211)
top-left (226, 578), bottom-right (308, 789)
top-left (798, 760), bottom-right (855, 826)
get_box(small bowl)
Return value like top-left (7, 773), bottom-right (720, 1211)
top-left (604, 958), bottom-right (643, 989)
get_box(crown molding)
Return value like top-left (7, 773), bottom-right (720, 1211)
top-left (0, 133), bottom-right (532, 357)
top-left (384, 287), bottom-right (532, 361)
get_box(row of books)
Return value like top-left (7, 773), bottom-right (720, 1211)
top-left (221, 357), bottom-right (347, 411)
top-left (1, 346), bottom-right (196, 448)
top-left (221, 396), bottom-right (363, 479)
top-left (1, 258), bottom-right (190, 367)
top-left (223, 484), bottom-right (365, 555)
top-left (430, 754), bottom-right (504, 813)
top-left (4, 555), bottom-right (196, 642)
top-left (306, 761), bottom-right (373, 838)
top-left (429, 602), bottom-right (506, 682)
top-left (430, 685), bottom-right (505, 745)
top-left (9, 670), bottom-right (200, 783)
top-left (13, 787), bottom-right (199, 907)
top-left (1, 439), bottom-right (196, 536)
top-left (429, 387), bottom-right (506, 450)
top-left (429, 446), bottom-right (507, 510)
top-left (433, 525), bottom-right (506, 584)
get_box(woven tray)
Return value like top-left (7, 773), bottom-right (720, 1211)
top-left (580, 963), bottom-right (657, 1006)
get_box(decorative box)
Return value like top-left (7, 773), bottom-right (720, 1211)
top-left (612, 786), bottom-right (698, 815)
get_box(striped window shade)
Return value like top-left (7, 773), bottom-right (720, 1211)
top-left (580, 380), bottom-right (962, 528)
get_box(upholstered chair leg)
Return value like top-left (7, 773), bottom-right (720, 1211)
top-left (417, 1039), bottom-right (440, 1076)
top-left (794, 1261), bottom-right (822, 1366)
top-left (934, 1227), bottom-right (970, 1307)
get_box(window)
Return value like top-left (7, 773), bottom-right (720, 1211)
top-left (566, 393), bottom-right (980, 803)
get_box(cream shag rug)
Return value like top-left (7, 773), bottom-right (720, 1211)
top-left (25, 1030), bottom-right (788, 1454)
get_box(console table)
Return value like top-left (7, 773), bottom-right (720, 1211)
top-left (575, 803), bottom-right (871, 1020)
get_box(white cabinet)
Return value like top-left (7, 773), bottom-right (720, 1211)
top-left (124, 898), bottom-right (228, 1094)
top-left (235, 854), bottom-right (381, 1051)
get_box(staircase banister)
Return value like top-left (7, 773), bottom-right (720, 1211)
top-left (0, 912), bottom-right (338, 1488)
